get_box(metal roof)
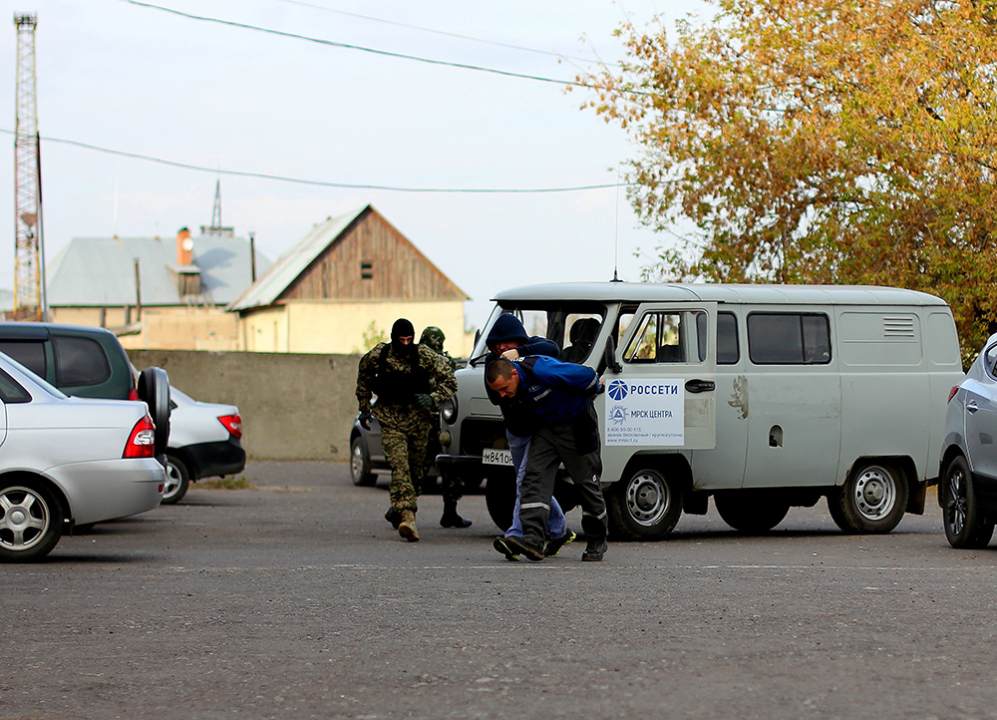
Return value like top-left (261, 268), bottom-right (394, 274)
top-left (47, 234), bottom-right (270, 307)
top-left (228, 206), bottom-right (368, 312)
top-left (493, 282), bottom-right (949, 306)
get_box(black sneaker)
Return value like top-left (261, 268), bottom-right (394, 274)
top-left (493, 536), bottom-right (520, 562)
top-left (503, 535), bottom-right (545, 562)
top-left (384, 507), bottom-right (401, 530)
top-left (581, 540), bottom-right (608, 562)
top-left (544, 529), bottom-right (576, 558)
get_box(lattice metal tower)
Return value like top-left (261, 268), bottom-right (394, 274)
top-left (13, 13), bottom-right (45, 321)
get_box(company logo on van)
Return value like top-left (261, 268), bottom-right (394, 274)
top-left (608, 380), bottom-right (628, 400)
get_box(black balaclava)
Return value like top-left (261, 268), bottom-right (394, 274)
top-left (391, 318), bottom-right (417, 360)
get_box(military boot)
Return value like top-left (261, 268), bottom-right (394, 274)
top-left (440, 500), bottom-right (472, 529)
top-left (398, 509), bottom-right (420, 542)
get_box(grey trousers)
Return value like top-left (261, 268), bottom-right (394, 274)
top-left (518, 421), bottom-right (608, 549)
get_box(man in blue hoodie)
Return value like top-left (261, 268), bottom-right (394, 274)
top-left (484, 314), bottom-right (575, 561)
top-left (486, 355), bottom-right (609, 562)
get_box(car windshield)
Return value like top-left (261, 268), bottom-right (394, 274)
top-left (471, 302), bottom-right (608, 365)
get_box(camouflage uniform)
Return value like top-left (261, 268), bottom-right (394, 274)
top-left (418, 326), bottom-right (463, 504)
top-left (356, 342), bottom-right (457, 514)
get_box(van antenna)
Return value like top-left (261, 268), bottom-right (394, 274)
top-left (611, 165), bottom-right (623, 282)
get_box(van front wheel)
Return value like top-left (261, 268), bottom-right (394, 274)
top-left (607, 468), bottom-right (682, 540)
top-left (829, 461), bottom-right (907, 534)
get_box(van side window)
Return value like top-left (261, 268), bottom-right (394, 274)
top-left (52, 335), bottom-right (112, 387)
top-left (694, 311), bottom-right (739, 364)
top-left (747, 313), bottom-right (831, 365)
top-left (0, 340), bottom-right (46, 377)
top-left (717, 312), bottom-right (740, 364)
top-left (561, 315), bottom-right (602, 364)
top-left (624, 310), bottom-right (706, 364)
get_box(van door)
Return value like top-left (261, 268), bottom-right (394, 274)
top-left (603, 303), bottom-right (717, 466)
top-left (741, 310), bottom-right (841, 489)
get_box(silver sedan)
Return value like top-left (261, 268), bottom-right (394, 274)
top-left (0, 354), bottom-right (166, 562)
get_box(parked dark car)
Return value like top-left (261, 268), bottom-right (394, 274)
top-left (350, 408), bottom-right (441, 491)
top-left (940, 334), bottom-right (997, 548)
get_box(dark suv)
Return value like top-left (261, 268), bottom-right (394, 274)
top-left (0, 323), bottom-right (137, 400)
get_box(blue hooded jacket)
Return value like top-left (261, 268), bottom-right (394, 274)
top-left (513, 356), bottom-right (600, 424)
top-left (484, 314), bottom-right (559, 437)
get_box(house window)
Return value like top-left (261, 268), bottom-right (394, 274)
top-left (361, 261), bottom-right (373, 280)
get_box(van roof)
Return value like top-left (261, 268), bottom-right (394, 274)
top-left (493, 282), bottom-right (949, 307)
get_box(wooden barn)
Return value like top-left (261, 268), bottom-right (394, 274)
top-left (228, 205), bottom-right (470, 356)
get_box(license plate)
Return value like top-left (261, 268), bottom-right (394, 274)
top-left (481, 449), bottom-right (513, 466)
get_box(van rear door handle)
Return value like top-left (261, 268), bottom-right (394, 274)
top-left (967, 400), bottom-right (979, 414)
top-left (685, 379), bottom-right (716, 394)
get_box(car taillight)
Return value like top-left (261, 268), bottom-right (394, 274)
top-left (124, 415), bottom-right (156, 458)
top-left (948, 386), bottom-right (960, 403)
top-left (218, 414), bottom-right (243, 439)
top-left (128, 387), bottom-right (140, 401)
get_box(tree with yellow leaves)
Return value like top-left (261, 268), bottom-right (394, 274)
top-left (583, 0), bottom-right (997, 360)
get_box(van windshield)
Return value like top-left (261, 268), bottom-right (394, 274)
top-left (472, 302), bottom-right (608, 366)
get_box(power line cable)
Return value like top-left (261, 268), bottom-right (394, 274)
top-left (116, 0), bottom-right (645, 95)
top-left (269, 0), bottom-right (618, 67)
top-left (0, 127), bottom-right (628, 194)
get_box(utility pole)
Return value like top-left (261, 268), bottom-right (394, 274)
top-left (13, 13), bottom-right (45, 321)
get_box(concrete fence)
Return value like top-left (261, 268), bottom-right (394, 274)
top-left (130, 350), bottom-right (361, 461)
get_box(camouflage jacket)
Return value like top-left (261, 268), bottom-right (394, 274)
top-left (356, 342), bottom-right (458, 428)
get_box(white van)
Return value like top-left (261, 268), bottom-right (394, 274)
top-left (436, 283), bottom-right (964, 539)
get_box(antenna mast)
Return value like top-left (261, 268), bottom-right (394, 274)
top-left (13, 13), bottom-right (45, 321)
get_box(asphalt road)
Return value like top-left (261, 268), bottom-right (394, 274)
top-left (4, 462), bottom-right (997, 720)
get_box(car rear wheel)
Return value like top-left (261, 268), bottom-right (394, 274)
top-left (943, 455), bottom-right (995, 549)
top-left (162, 454), bottom-right (191, 504)
top-left (350, 437), bottom-right (377, 487)
top-left (607, 467), bottom-right (682, 540)
top-left (0, 482), bottom-right (64, 562)
top-left (828, 461), bottom-right (907, 534)
top-left (714, 491), bottom-right (791, 534)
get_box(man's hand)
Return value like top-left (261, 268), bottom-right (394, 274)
top-left (414, 394), bottom-right (436, 412)
top-left (597, 378), bottom-right (606, 394)
top-left (358, 410), bottom-right (373, 430)
top-left (500, 348), bottom-right (521, 360)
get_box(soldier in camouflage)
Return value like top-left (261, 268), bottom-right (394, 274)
top-left (356, 318), bottom-right (458, 542)
top-left (419, 326), bottom-right (471, 529)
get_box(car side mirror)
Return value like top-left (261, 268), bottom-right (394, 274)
top-left (600, 337), bottom-right (622, 375)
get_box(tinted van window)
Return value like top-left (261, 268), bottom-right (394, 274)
top-left (0, 340), bottom-right (46, 377)
top-left (748, 313), bottom-right (831, 365)
top-left (53, 335), bottom-right (111, 387)
top-left (694, 311), bottom-right (739, 364)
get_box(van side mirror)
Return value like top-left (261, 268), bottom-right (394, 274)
top-left (600, 337), bottom-right (623, 375)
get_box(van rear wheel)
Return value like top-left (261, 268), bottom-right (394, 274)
top-left (607, 468), bottom-right (682, 540)
top-left (829, 461), bottom-right (907, 534)
top-left (714, 491), bottom-right (790, 534)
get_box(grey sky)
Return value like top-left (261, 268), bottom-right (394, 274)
top-left (2, 0), bottom-right (709, 329)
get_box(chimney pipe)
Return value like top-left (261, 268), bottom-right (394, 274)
top-left (177, 227), bottom-right (193, 266)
